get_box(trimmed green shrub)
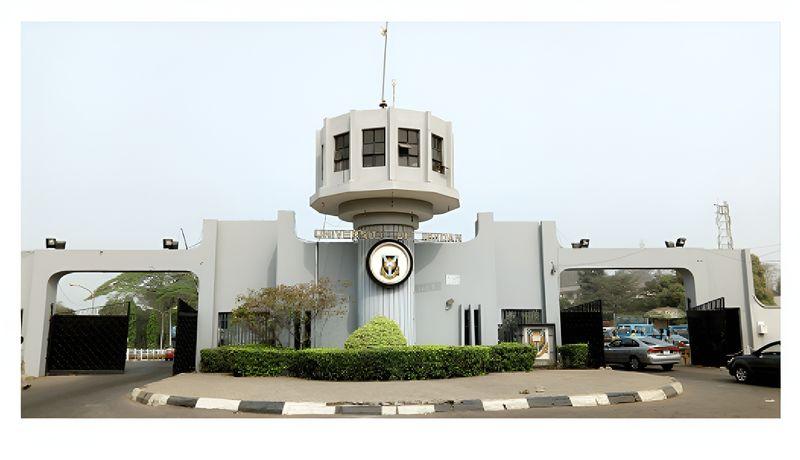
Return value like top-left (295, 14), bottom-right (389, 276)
top-left (344, 316), bottom-right (407, 349)
top-left (200, 347), bottom-right (233, 373)
top-left (200, 343), bottom-right (536, 381)
top-left (295, 346), bottom-right (492, 380)
top-left (229, 346), bottom-right (297, 377)
top-left (489, 342), bottom-right (537, 372)
top-left (558, 343), bottom-right (589, 369)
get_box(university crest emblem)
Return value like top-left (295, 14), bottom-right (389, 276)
top-left (381, 255), bottom-right (399, 280)
top-left (366, 239), bottom-right (413, 287)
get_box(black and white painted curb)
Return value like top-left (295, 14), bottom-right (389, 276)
top-left (130, 381), bottom-right (683, 415)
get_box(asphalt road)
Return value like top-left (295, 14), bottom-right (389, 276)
top-left (428, 365), bottom-right (780, 418)
top-left (21, 363), bottom-right (779, 418)
top-left (21, 361), bottom-right (264, 418)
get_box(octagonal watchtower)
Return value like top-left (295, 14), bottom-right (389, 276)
top-left (310, 107), bottom-right (460, 343)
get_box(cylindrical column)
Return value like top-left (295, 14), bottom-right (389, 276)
top-left (356, 224), bottom-right (415, 344)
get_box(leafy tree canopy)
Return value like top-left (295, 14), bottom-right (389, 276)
top-left (92, 272), bottom-right (198, 312)
top-left (751, 254), bottom-right (776, 305)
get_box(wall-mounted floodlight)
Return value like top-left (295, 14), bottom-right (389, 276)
top-left (45, 238), bottom-right (66, 249)
top-left (665, 238), bottom-right (686, 248)
top-left (571, 239), bottom-right (590, 248)
top-left (163, 238), bottom-right (179, 250)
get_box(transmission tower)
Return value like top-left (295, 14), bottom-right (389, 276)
top-left (715, 201), bottom-right (734, 249)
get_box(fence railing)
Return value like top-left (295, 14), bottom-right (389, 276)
top-left (217, 313), bottom-right (275, 346)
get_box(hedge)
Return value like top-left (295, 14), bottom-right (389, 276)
top-left (200, 342), bottom-right (536, 381)
top-left (344, 316), bottom-right (407, 349)
top-left (557, 343), bottom-right (589, 369)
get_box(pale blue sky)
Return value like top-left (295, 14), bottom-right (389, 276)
top-left (21, 23), bottom-right (779, 307)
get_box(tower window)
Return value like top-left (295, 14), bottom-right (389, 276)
top-left (432, 134), bottom-right (444, 173)
top-left (362, 128), bottom-right (385, 167)
top-left (398, 128), bottom-right (420, 167)
top-left (333, 133), bottom-right (349, 172)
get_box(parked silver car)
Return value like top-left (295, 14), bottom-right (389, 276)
top-left (604, 336), bottom-right (681, 371)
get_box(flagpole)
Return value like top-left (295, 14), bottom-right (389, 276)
top-left (380, 22), bottom-right (388, 108)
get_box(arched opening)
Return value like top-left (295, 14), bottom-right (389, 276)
top-left (35, 271), bottom-right (198, 377)
top-left (557, 267), bottom-right (742, 370)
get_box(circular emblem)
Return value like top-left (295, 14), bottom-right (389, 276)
top-left (366, 239), bottom-right (413, 287)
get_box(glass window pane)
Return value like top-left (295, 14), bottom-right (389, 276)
top-left (375, 129), bottom-right (384, 142)
top-left (363, 144), bottom-right (373, 155)
top-left (399, 156), bottom-right (407, 166)
top-left (363, 156), bottom-right (373, 167)
top-left (410, 157), bottom-right (419, 167)
top-left (334, 151), bottom-right (342, 161)
top-left (342, 148), bottom-right (349, 159)
top-left (375, 155), bottom-right (385, 166)
top-left (408, 130), bottom-right (418, 144)
top-left (410, 145), bottom-right (419, 156)
top-left (343, 134), bottom-right (349, 148)
top-left (364, 130), bottom-right (374, 143)
top-left (374, 142), bottom-right (384, 154)
top-left (398, 129), bottom-right (407, 143)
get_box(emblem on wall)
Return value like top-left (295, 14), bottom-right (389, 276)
top-left (367, 239), bottom-right (413, 287)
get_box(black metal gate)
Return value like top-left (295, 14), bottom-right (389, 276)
top-left (687, 297), bottom-right (742, 367)
top-left (45, 302), bottom-right (130, 375)
top-left (172, 299), bottom-right (198, 375)
top-left (560, 300), bottom-right (605, 368)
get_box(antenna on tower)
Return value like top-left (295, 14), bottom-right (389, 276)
top-left (715, 201), bottom-right (734, 249)
top-left (391, 79), bottom-right (397, 107)
top-left (379, 22), bottom-right (389, 108)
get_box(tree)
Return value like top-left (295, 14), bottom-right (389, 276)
top-left (127, 301), bottom-right (139, 348)
top-left (146, 310), bottom-right (160, 349)
top-left (641, 274), bottom-right (686, 309)
top-left (233, 278), bottom-right (349, 349)
top-left (92, 272), bottom-right (197, 349)
top-left (751, 254), bottom-right (776, 305)
top-left (573, 270), bottom-right (643, 312)
top-left (53, 301), bottom-right (74, 315)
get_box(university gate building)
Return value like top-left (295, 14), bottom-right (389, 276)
top-left (21, 107), bottom-right (780, 377)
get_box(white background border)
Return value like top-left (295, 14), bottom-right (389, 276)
top-left (1, 1), bottom-right (796, 458)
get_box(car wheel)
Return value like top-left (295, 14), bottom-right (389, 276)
top-left (628, 356), bottom-right (641, 371)
top-left (661, 364), bottom-right (674, 371)
top-left (734, 365), bottom-right (750, 383)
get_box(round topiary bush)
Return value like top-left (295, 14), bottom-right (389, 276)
top-left (344, 315), bottom-right (407, 349)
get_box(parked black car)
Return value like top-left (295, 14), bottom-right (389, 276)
top-left (726, 341), bottom-right (780, 384)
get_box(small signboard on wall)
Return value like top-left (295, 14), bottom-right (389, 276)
top-left (445, 274), bottom-right (461, 285)
top-left (522, 324), bottom-right (556, 366)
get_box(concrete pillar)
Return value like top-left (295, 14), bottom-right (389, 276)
top-left (356, 224), bottom-right (415, 344)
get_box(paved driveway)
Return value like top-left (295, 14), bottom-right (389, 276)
top-left (428, 365), bottom-right (780, 418)
top-left (21, 363), bottom-right (779, 418)
top-left (22, 361), bottom-right (261, 418)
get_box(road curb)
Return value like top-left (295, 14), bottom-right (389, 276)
top-left (129, 380), bottom-right (683, 416)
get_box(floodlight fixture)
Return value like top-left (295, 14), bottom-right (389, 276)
top-left (579, 238), bottom-right (590, 248)
top-left (665, 241), bottom-right (676, 248)
top-left (46, 238), bottom-right (66, 249)
top-left (163, 238), bottom-right (179, 250)
top-left (675, 237), bottom-right (687, 248)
